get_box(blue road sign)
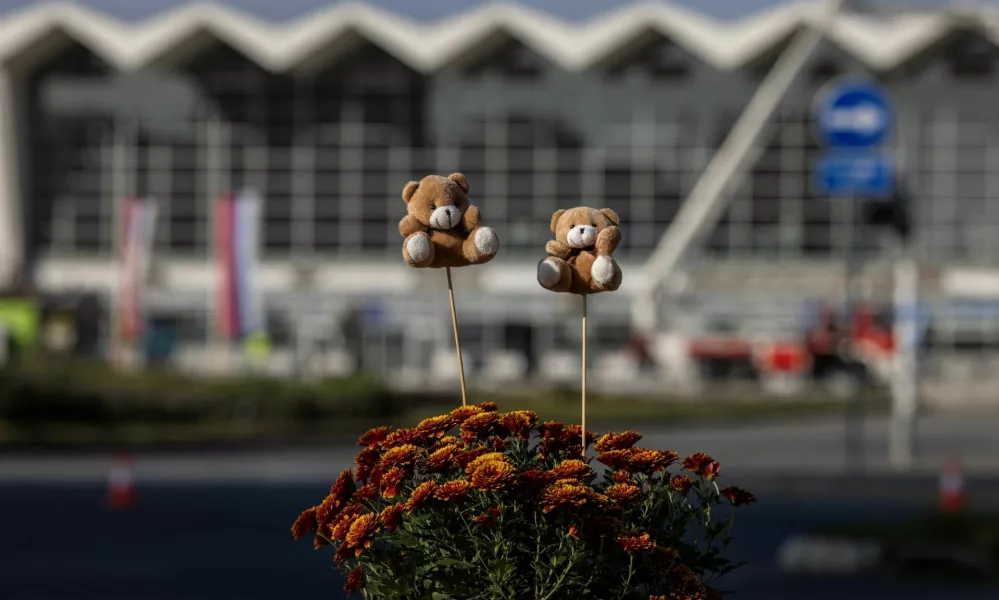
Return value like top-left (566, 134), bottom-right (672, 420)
top-left (814, 79), bottom-right (893, 148)
top-left (815, 150), bottom-right (894, 198)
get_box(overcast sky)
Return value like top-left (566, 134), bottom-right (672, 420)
top-left (0, 0), bottom-right (991, 22)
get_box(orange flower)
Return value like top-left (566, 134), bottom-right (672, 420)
top-left (464, 452), bottom-right (508, 475)
top-left (380, 502), bottom-right (405, 531)
top-left (540, 479), bottom-right (592, 512)
top-left (357, 426), bottom-right (390, 449)
top-left (383, 428), bottom-right (416, 449)
top-left (378, 444), bottom-right (419, 470)
top-left (564, 424), bottom-right (598, 446)
top-left (434, 479), bottom-right (472, 502)
top-left (331, 469), bottom-right (357, 501)
top-left (550, 459), bottom-right (591, 480)
top-left (595, 431), bottom-right (643, 452)
top-left (471, 460), bottom-right (516, 491)
top-left (592, 493), bottom-right (618, 512)
top-left (450, 405), bottom-right (484, 423)
top-left (414, 415), bottom-right (455, 440)
top-left (330, 504), bottom-right (364, 540)
top-left (650, 596), bottom-right (667, 600)
top-left (616, 532), bottom-right (656, 553)
top-left (291, 506), bottom-right (317, 540)
top-left (333, 542), bottom-right (353, 565)
top-left (344, 566), bottom-right (364, 596)
top-left (720, 486), bottom-right (757, 506)
top-left (423, 444), bottom-right (460, 474)
top-left (473, 506), bottom-right (502, 525)
top-left (628, 449), bottom-right (672, 473)
top-left (355, 464), bottom-right (372, 483)
top-left (406, 481), bottom-right (436, 513)
top-left (517, 468), bottom-right (555, 493)
top-left (460, 412), bottom-right (500, 442)
top-left (316, 495), bottom-right (340, 528)
top-left (670, 475), bottom-right (693, 495)
top-left (379, 467), bottom-right (407, 499)
top-left (499, 410), bottom-right (537, 439)
top-left (477, 401), bottom-right (499, 412)
top-left (596, 449), bottom-right (632, 470)
top-left (568, 524), bottom-right (580, 539)
top-left (454, 447), bottom-right (490, 470)
top-left (355, 447), bottom-right (379, 466)
top-left (354, 484), bottom-right (377, 501)
top-left (605, 483), bottom-right (642, 504)
top-left (683, 452), bottom-right (721, 479)
top-left (345, 513), bottom-right (381, 555)
top-left (611, 470), bottom-right (633, 484)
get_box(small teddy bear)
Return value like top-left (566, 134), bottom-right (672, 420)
top-left (537, 206), bottom-right (622, 295)
top-left (399, 173), bottom-right (499, 268)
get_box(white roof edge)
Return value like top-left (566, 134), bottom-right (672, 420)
top-left (0, 0), bottom-right (995, 73)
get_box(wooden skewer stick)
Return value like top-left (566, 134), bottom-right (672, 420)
top-left (581, 294), bottom-right (588, 458)
top-left (446, 266), bottom-right (468, 407)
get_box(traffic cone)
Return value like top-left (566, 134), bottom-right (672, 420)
top-left (107, 453), bottom-right (136, 510)
top-left (938, 458), bottom-right (965, 514)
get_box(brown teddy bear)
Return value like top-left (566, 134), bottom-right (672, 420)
top-left (399, 173), bottom-right (499, 268)
top-left (537, 206), bottom-right (622, 295)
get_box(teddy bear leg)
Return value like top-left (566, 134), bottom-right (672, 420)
top-left (537, 256), bottom-right (572, 292)
top-left (402, 232), bottom-right (435, 268)
top-left (590, 254), bottom-right (622, 292)
top-left (461, 225), bottom-right (499, 264)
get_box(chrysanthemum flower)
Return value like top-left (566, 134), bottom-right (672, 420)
top-left (596, 449), bottom-right (632, 470)
top-left (453, 447), bottom-right (491, 470)
top-left (406, 481), bottom-right (436, 513)
top-left (568, 524), bottom-right (580, 539)
top-left (499, 410), bottom-right (537, 439)
top-left (595, 431), bottom-right (643, 452)
top-left (477, 401), bottom-right (499, 412)
top-left (605, 482), bottom-right (642, 504)
top-left (354, 464), bottom-right (372, 483)
top-left (357, 426), bottom-right (390, 449)
top-left (549, 459), bottom-right (591, 480)
top-left (460, 412), bottom-right (500, 442)
top-left (414, 415), bottom-right (455, 440)
top-left (380, 502), bottom-right (405, 531)
top-left (682, 452), bottom-right (721, 479)
top-left (423, 444), bottom-right (460, 474)
top-left (378, 444), bottom-right (419, 470)
top-left (464, 451), bottom-right (508, 475)
top-left (330, 505), bottom-right (364, 540)
top-left (472, 506), bottom-right (502, 525)
top-left (353, 484), bottom-right (377, 501)
top-left (670, 475), bottom-right (693, 495)
top-left (720, 486), bottom-right (757, 506)
top-left (345, 513), bottom-right (381, 555)
top-left (628, 449), bottom-right (672, 473)
top-left (669, 563), bottom-right (708, 600)
top-left (450, 405), bottom-right (484, 423)
top-left (379, 467), bottom-right (407, 499)
top-left (611, 470), bottom-right (633, 484)
top-left (517, 468), bottom-right (555, 493)
top-left (290, 506), bottom-right (317, 540)
top-left (331, 469), bottom-right (356, 501)
top-left (592, 493), bottom-right (618, 512)
top-left (471, 460), bottom-right (516, 491)
top-left (540, 478), bottom-right (592, 512)
top-left (355, 447), bottom-right (379, 466)
top-left (616, 532), bottom-right (656, 553)
top-left (333, 542), bottom-right (352, 565)
top-left (433, 479), bottom-right (471, 502)
top-left (564, 424), bottom-right (599, 444)
top-left (316, 495), bottom-right (340, 528)
top-left (344, 566), bottom-right (364, 596)
top-left (383, 428), bottom-right (416, 449)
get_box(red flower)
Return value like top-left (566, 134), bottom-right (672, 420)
top-left (617, 532), bottom-right (656, 553)
top-left (345, 513), bottom-right (381, 556)
top-left (454, 447), bottom-right (490, 470)
top-left (353, 484), bottom-right (377, 501)
top-left (406, 481), bottom-right (436, 513)
top-left (550, 459), bottom-right (591, 480)
top-left (473, 506), bottom-right (503, 526)
top-left (477, 401), bottom-right (499, 412)
top-left (344, 566), bottom-right (364, 596)
top-left (378, 444), bottom-right (419, 471)
top-left (670, 475), bottom-right (693, 495)
top-left (413, 415), bottom-right (455, 440)
top-left (380, 502), bottom-right (405, 531)
top-left (499, 410), bottom-right (537, 439)
top-left (605, 483), bottom-right (642, 504)
top-left (333, 542), bottom-right (353, 565)
top-left (564, 424), bottom-right (598, 446)
top-left (355, 464), bottom-right (372, 483)
top-left (460, 412), bottom-right (500, 442)
top-left (517, 468), bottom-right (555, 493)
top-left (683, 452), bottom-right (721, 479)
top-left (596, 449), bottom-right (632, 470)
top-left (450, 405), bottom-right (484, 423)
top-left (357, 426), bottom-right (390, 449)
top-left (720, 486), bottom-right (757, 506)
top-left (568, 524), bottom-right (580, 539)
top-left (383, 428), bottom-right (416, 449)
top-left (594, 431), bottom-right (643, 452)
top-left (290, 506), bottom-right (317, 540)
top-left (434, 479), bottom-right (472, 502)
top-left (355, 447), bottom-right (379, 466)
top-left (331, 469), bottom-right (357, 502)
top-left (611, 470), bottom-right (633, 484)
top-left (330, 504), bottom-right (364, 540)
top-left (379, 467), bottom-right (407, 499)
top-left (423, 444), bottom-right (460, 474)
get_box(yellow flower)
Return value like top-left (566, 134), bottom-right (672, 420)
top-left (471, 460), bottom-right (516, 491)
top-left (540, 478), bottom-right (592, 512)
top-left (434, 479), bottom-right (472, 502)
top-left (464, 452), bottom-right (508, 476)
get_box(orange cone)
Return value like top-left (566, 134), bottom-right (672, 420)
top-left (938, 458), bottom-right (965, 514)
top-left (107, 454), bottom-right (136, 510)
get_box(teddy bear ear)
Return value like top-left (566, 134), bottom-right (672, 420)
top-left (550, 209), bottom-right (567, 233)
top-left (600, 208), bottom-right (621, 226)
top-left (402, 181), bottom-right (420, 204)
top-left (448, 173), bottom-right (469, 193)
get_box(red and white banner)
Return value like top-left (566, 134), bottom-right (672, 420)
top-left (117, 197), bottom-right (158, 344)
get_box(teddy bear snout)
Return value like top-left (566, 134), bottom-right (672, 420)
top-left (567, 225), bottom-right (598, 248)
top-left (430, 205), bottom-right (462, 230)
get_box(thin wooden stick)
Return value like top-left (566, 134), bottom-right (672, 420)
top-left (581, 294), bottom-right (587, 458)
top-left (445, 266), bottom-right (468, 407)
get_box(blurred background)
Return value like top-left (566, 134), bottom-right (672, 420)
top-left (1, 0), bottom-right (998, 598)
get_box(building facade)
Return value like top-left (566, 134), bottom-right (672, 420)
top-left (3, 2), bottom-right (999, 395)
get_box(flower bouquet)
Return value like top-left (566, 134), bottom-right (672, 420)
top-left (292, 402), bottom-right (755, 599)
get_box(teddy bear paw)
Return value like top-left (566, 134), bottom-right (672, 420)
top-left (474, 227), bottom-right (499, 256)
top-left (537, 258), bottom-right (562, 289)
top-left (591, 255), bottom-right (618, 287)
top-left (406, 233), bottom-right (432, 265)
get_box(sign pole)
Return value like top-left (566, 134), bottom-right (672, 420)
top-left (842, 194), bottom-right (864, 472)
top-left (890, 252), bottom-right (919, 470)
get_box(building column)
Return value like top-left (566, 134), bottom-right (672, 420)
top-left (0, 67), bottom-right (23, 290)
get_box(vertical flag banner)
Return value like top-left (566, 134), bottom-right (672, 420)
top-left (215, 189), bottom-right (267, 346)
top-left (117, 197), bottom-right (158, 345)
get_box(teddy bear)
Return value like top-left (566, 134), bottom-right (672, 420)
top-left (399, 172), bottom-right (499, 269)
top-left (537, 206), bottom-right (622, 295)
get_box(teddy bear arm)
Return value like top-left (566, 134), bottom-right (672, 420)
top-left (596, 226), bottom-right (621, 255)
top-left (462, 204), bottom-right (481, 232)
top-left (399, 215), bottom-right (427, 238)
top-left (546, 240), bottom-right (573, 259)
